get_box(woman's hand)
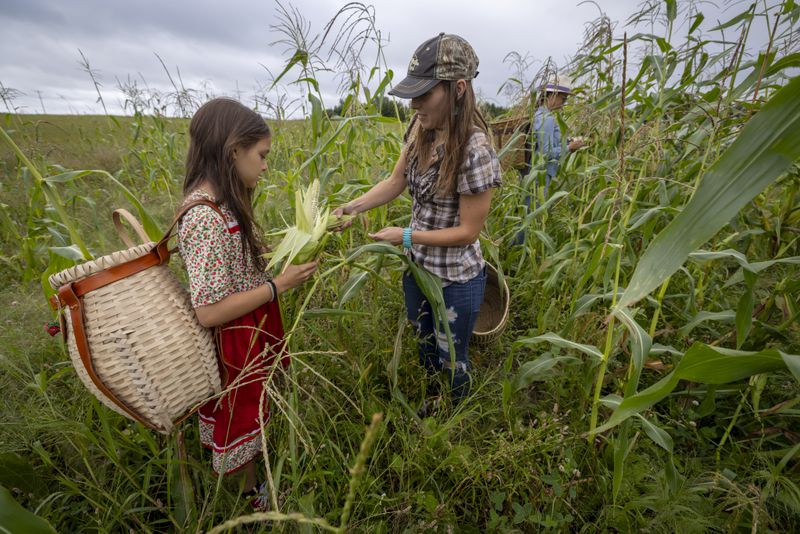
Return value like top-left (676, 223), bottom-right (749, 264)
top-left (368, 227), bottom-right (404, 245)
top-left (273, 260), bottom-right (318, 294)
top-left (568, 136), bottom-right (586, 152)
top-left (331, 205), bottom-right (356, 232)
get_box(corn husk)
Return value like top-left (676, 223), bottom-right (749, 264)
top-left (266, 180), bottom-right (331, 272)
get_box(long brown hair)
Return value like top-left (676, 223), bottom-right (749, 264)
top-left (183, 98), bottom-right (270, 270)
top-left (410, 81), bottom-right (489, 195)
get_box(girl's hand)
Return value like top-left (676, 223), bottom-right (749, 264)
top-left (368, 227), bottom-right (403, 245)
top-left (273, 260), bottom-right (318, 294)
top-left (331, 205), bottom-right (356, 232)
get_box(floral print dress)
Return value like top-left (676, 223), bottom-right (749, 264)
top-left (178, 190), bottom-right (287, 475)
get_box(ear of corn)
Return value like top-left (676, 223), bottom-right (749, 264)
top-left (266, 179), bottom-right (331, 272)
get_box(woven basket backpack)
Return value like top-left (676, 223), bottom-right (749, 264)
top-left (49, 201), bottom-right (225, 434)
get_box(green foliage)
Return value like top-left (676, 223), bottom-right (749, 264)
top-left (1, 0), bottom-right (799, 532)
top-left (617, 75), bottom-right (800, 309)
top-left (0, 485), bottom-right (56, 534)
top-left (328, 97), bottom-right (409, 121)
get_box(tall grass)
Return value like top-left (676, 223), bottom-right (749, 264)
top-left (1, 0), bottom-right (799, 531)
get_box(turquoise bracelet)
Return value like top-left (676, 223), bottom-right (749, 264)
top-left (402, 227), bottom-right (413, 249)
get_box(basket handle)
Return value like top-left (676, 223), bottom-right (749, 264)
top-left (113, 209), bottom-right (150, 248)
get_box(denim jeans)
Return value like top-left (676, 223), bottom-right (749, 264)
top-left (402, 266), bottom-right (486, 402)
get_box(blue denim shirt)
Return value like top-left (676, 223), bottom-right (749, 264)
top-left (533, 106), bottom-right (561, 180)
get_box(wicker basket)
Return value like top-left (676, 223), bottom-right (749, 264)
top-left (49, 206), bottom-right (221, 434)
top-left (489, 116), bottom-right (531, 170)
top-left (472, 263), bottom-right (510, 346)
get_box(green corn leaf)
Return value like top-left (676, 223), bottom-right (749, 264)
top-left (48, 244), bottom-right (86, 261)
top-left (345, 242), bottom-right (455, 359)
top-left (43, 169), bottom-right (95, 183)
top-left (592, 343), bottom-right (799, 435)
top-left (709, 5), bottom-right (755, 31)
top-left (690, 249), bottom-right (800, 273)
top-left (678, 310), bottom-right (736, 337)
top-left (735, 270), bottom-right (757, 348)
top-left (297, 115), bottom-right (382, 175)
top-left (0, 485), bottom-right (56, 534)
top-left (514, 353), bottom-right (581, 389)
top-left (689, 250), bottom-right (800, 290)
top-left (602, 395), bottom-right (674, 452)
top-left (514, 332), bottom-right (604, 362)
top-left (616, 75), bottom-right (800, 309)
top-left (782, 353), bottom-right (800, 383)
top-left (766, 52), bottom-right (800, 77)
top-left (689, 12), bottom-right (705, 33)
top-left (523, 191), bottom-right (569, 223)
top-left (0, 454), bottom-right (47, 497)
top-left (270, 48), bottom-right (309, 89)
top-left (613, 307), bottom-right (652, 396)
top-left (97, 170), bottom-right (161, 239)
top-left (339, 268), bottom-right (373, 305)
top-left (388, 316), bottom-right (405, 392)
top-left (368, 69), bottom-right (394, 105)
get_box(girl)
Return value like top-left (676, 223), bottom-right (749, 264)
top-left (178, 98), bottom-right (317, 507)
top-left (335, 34), bottom-right (501, 405)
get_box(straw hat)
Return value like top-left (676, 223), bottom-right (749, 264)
top-left (540, 74), bottom-right (573, 95)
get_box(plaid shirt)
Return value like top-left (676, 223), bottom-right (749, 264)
top-left (404, 119), bottom-right (501, 283)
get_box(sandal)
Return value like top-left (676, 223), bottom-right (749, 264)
top-left (243, 480), bottom-right (271, 512)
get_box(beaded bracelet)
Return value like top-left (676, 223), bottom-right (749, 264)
top-left (402, 227), bottom-right (413, 249)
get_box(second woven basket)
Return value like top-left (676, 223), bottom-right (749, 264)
top-left (472, 263), bottom-right (510, 346)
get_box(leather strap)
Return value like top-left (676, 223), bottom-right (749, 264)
top-left (58, 282), bottom-right (156, 429)
top-left (52, 199), bottom-right (226, 430)
top-left (53, 200), bottom-right (225, 303)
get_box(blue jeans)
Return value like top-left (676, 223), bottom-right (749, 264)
top-left (402, 266), bottom-right (486, 402)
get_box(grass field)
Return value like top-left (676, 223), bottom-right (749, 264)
top-left (1, 1), bottom-right (799, 532)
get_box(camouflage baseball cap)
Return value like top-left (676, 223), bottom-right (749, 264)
top-left (389, 33), bottom-right (479, 99)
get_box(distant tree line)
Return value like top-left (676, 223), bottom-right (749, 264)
top-left (327, 97), bottom-right (507, 121)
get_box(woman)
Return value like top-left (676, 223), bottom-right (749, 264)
top-left (335, 33), bottom-right (501, 405)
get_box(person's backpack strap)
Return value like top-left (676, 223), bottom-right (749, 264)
top-left (156, 199), bottom-right (227, 259)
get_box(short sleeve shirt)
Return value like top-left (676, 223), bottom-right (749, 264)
top-left (404, 118), bottom-right (502, 283)
top-left (177, 190), bottom-right (269, 307)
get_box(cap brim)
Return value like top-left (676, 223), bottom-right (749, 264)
top-left (388, 76), bottom-right (440, 99)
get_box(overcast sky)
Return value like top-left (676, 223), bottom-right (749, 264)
top-left (0, 0), bottom-right (776, 116)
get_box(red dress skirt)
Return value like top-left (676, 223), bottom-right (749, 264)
top-left (198, 298), bottom-right (287, 475)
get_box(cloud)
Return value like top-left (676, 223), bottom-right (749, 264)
top-left (0, 0), bottom-right (772, 115)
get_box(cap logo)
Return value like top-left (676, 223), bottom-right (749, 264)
top-left (409, 54), bottom-right (419, 72)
